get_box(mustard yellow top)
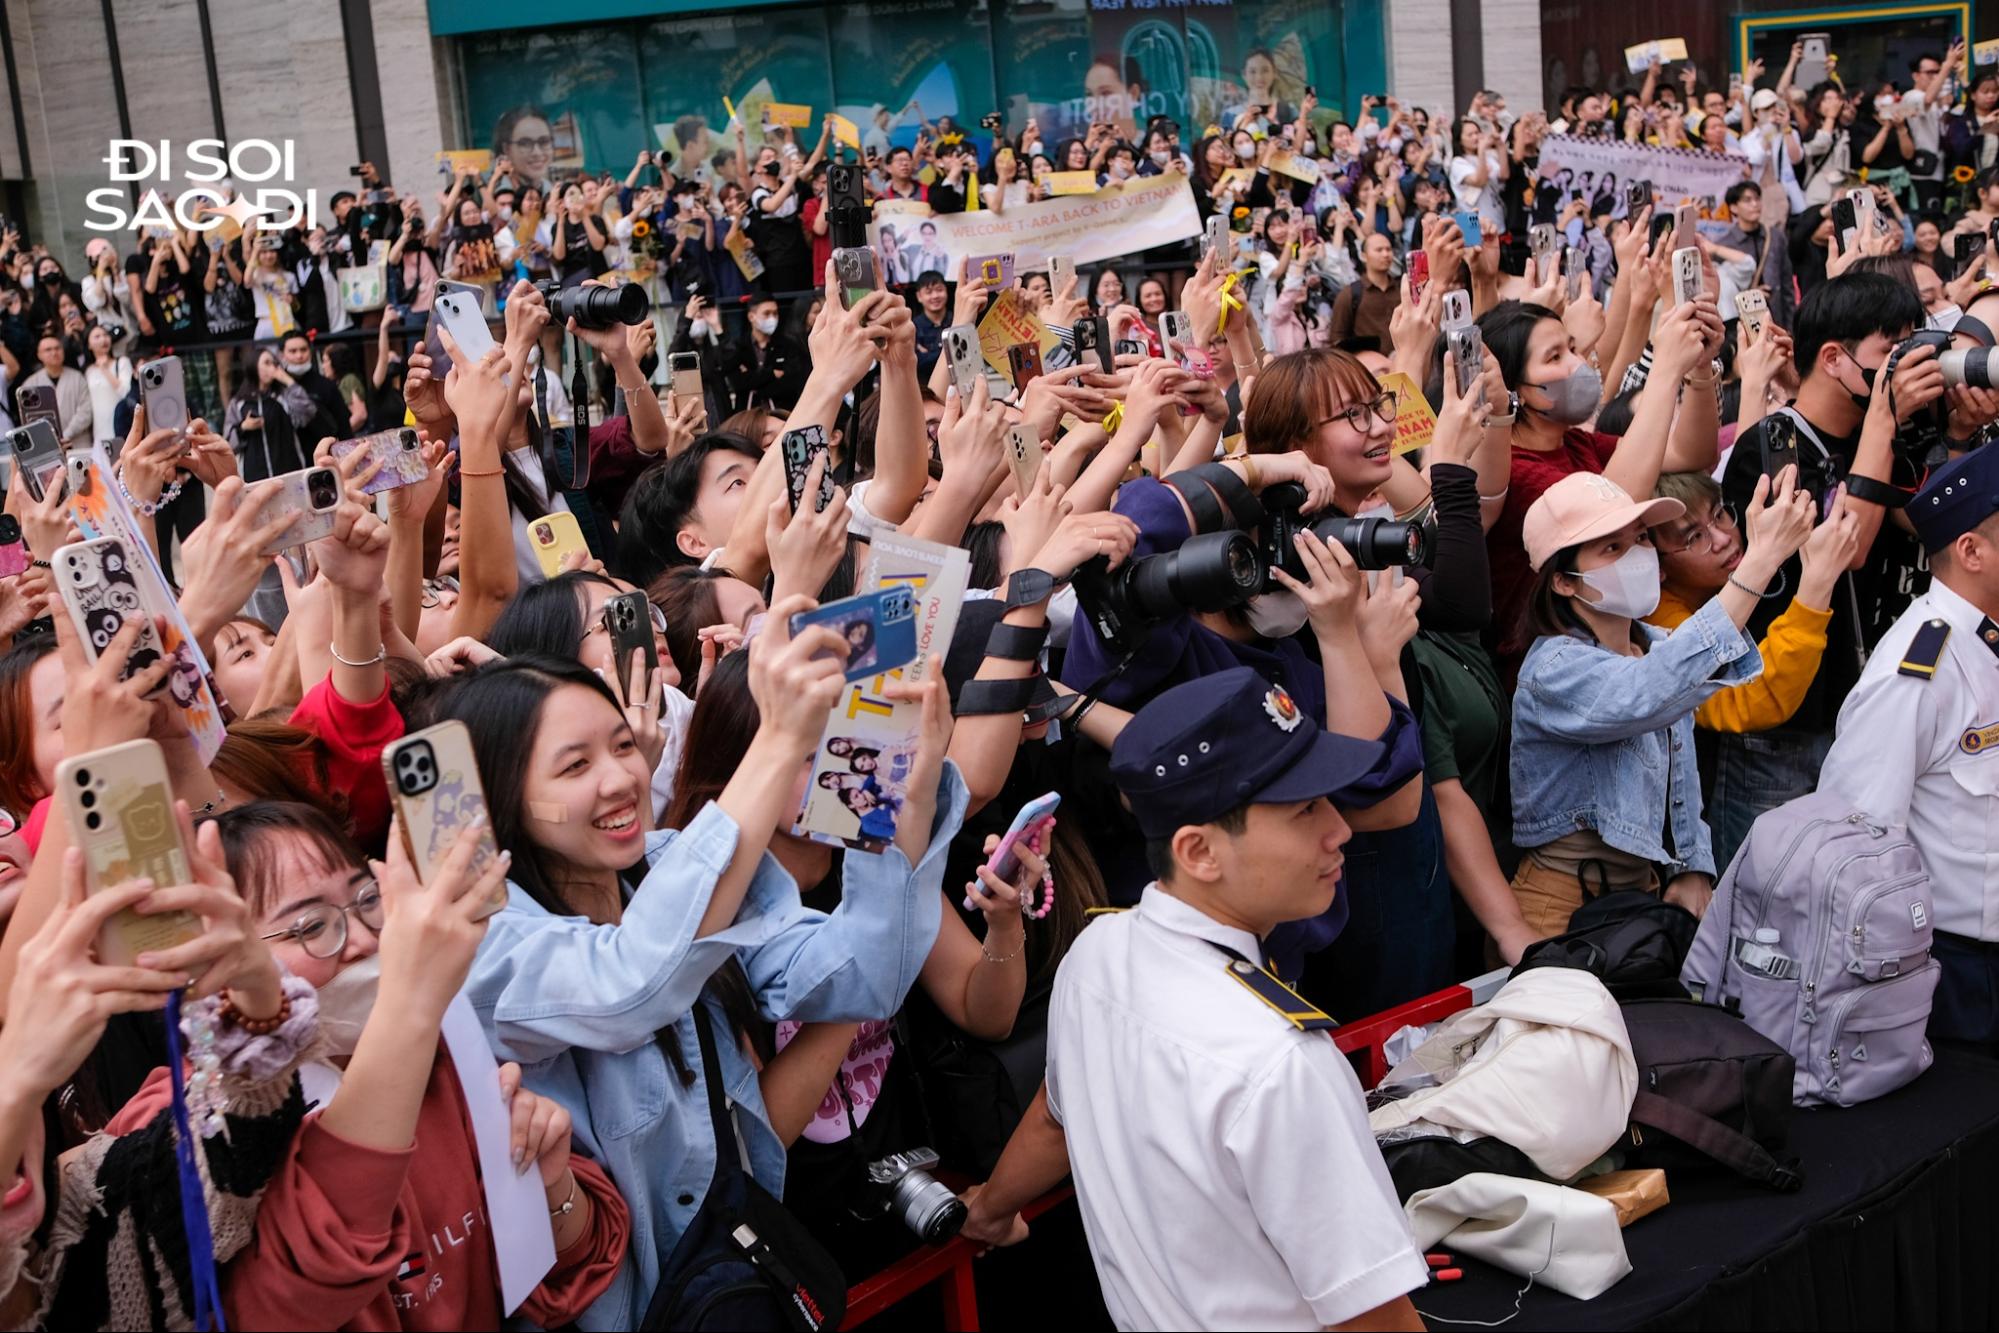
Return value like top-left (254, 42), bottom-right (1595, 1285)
top-left (1647, 588), bottom-right (1833, 733)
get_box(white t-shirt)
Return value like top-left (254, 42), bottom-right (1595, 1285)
top-left (505, 444), bottom-right (575, 584)
top-left (1047, 886), bottom-right (1427, 1330)
top-left (1449, 151), bottom-right (1504, 225)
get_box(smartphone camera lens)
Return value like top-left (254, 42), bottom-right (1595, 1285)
top-left (79, 788), bottom-right (96, 810)
top-left (84, 811), bottom-right (101, 831)
top-left (74, 768), bottom-right (91, 786)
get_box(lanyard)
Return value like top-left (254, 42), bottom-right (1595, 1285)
top-left (163, 992), bottom-right (227, 1332)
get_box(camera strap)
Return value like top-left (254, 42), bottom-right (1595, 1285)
top-left (1769, 407), bottom-right (1873, 670)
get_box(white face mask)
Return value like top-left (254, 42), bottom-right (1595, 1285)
top-left (314, 955), bottom-right (382, 1059)
top-left (1927, 303), bottom-right (1963, 333)
top-left (1568, 544), bottom-right (1661, 620)
top-left (1149, 149), bottom-right (1172, 165)
top-left (282, 357), bottom-right (313, 376)
top-left (1109, 162), bottom-right (1132, 179)
top-left (1235, 142), bottom-right (1257, 160)
top-left (754, 316), bottom-right (779, 336)
top-left (688, 317), bottom-right (709, 339)
top-left (1026, 141), bottom-right (1045, 157)
top-left (497, 204), bottom-right (514, 222)
top-left (1244, 589), bottom-right (1310, 639)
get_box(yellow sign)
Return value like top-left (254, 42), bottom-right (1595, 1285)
top-left (1046, 170), bottom-right (1098, 196)
top-left (1266, 148), bottom-right (1320, 184)
top-left (977, 288), bottom-right (1058, 377)
top-left (1379, 372), bottom-right (1437, 456)
top-left (829, 114), bottom-right (861, 149)
top-left (1978, 38), bottom-right (1999, 66)
top-left (763, 102), bottom-right (813, 130)
top-left (435, 149), bottom-right (492, 179)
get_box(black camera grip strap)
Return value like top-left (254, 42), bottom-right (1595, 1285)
top-left (1164, 471), bottom-right (1226, 533)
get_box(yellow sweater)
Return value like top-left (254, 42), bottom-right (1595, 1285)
top-left (1646, 588), bottom-right (1833, 733)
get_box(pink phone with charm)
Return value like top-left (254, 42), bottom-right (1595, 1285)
top-left (971, 792), bottom-right (1061, 908)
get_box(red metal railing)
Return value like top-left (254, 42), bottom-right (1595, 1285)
top-left (841, 968), bottom-right (1509, 1328)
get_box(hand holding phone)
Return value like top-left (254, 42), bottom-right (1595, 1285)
top-left (975, 792), bottom-right (1060, 905)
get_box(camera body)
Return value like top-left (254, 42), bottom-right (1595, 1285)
top-left (532, 278), bottom-right (648, 330)
top-left (859, 1149), bottom-right (966, 1243)
top-left (1883, 329), bottom-right (1957, 468)
top-left (1072, 482), bottom-right (1431, 655)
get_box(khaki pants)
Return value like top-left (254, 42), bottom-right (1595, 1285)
top-left (1508, 858), bottom-right (1660, 940)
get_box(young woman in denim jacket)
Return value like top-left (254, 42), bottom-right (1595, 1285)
top-left (446, 616), bottom-right (967, 1331)
top-left (1509, 467), bottom-right (1815, 937)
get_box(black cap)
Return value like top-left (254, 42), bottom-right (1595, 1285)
top-left (1109, 667), bottom-right (1383, 840)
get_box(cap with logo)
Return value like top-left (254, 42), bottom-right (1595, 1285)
top-left (1108, 666), bottom-right (1384, 840)
top-left (1521, 472), bottom-right (1684, 572)
top-left (1909, 445), bottom-right (1999, 553)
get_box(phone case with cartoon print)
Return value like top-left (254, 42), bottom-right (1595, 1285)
top-left (55, 740), bottom-right (199, 966)
top-left (53, 536), bottom-right (170, 684)
top-left (382, 721), bottom-right (508, 919)
top-left (330, 428), bottom-right (429, 495)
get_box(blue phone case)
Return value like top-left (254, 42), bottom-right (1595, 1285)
top-left (1453, 210), bottom-right (1483, 248)
top-left (788, 586), bottom-right (918, 682)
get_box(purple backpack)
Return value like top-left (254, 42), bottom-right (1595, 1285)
top-left (1681, 790), bottom-right (1938, 1108)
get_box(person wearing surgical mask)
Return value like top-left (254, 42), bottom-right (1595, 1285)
top-left (1481, 294), bottom-right (1725, 674)
top-left (1509, 468), bottom-right (1814, 935)
top-left (721, 291), bottom-right (809, 412)
top-left (198, 800), bottom-right (631, 1328)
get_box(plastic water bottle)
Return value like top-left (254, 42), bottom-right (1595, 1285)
top-left (1737, 927), bottom-right (1798, 980)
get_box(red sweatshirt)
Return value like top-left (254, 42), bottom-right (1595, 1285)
top-left (111, 1054), bottom-right (629, 1330)
top-left (289, 675), bottom-right (403, 848)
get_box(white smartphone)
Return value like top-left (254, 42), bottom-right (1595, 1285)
top-left (1671, 246), bottom-right (1702, 308)
top-left (1048, 253), bottom-right (1076, 295)
top-left (139, 355), bottom-right (189, 442)
top-left (1441, 289), bottom-right (1473, 330)
top-left (1736, 289), bottom-right (1770, 345)
top-left (255, 465), bottom-right (342, 554)
top-left (433, 287), bottom-right (499, 365)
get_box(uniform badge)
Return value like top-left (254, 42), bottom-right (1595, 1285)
top-left (1263, 684), bottom-right (1303, 732)
top-left (1961, 721), bottom-right (1999, 755)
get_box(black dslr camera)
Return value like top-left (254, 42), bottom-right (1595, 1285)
top-left (1259, 483), bottom-right (1430, 577)
top-left (1879, 328), bottom-right (1997, 469)
top-left (532, 278), bottom-right (648, 330)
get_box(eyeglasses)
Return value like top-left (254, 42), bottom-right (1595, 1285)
top-left (508, 136), bottom-right (555, 153)
top-left (261, 882), bottom-right (384, 959)
top-left (421, 575), bottom-right (460, 609)
top-left (1662, 506), bottom-right (1740, 555)
top-left (1321, 391), bottom-right (1398, 434)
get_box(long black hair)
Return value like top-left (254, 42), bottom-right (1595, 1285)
top-left (433, 653), bottom-right (760, 1076)
top-left (486, 570), bottom-right (618, 660)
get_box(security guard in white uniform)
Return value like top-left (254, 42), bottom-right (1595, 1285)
top-left (1820, 446), bottom-right (1999, 1042)
top-left (959, 667), bottom-right (1428, 1331)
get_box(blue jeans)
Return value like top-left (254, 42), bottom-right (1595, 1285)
top-left (1707, 728), bottom-right (1834, 877)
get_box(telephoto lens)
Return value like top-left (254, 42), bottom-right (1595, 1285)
top-left (1310, 514), bottom-right (1430, 570)
top-left (1072, 530), bottom-right (1266, 654)
top-left (536, 278), bottom-right (649, 329)
top-left (1940, 346), bottom-right (1999, 390)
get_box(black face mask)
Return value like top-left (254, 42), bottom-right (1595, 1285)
top-left (1837, 351), bottom-right (1880, 408)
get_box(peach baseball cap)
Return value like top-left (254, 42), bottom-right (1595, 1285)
top-left (1522, 472), bottom-right (1685, 571)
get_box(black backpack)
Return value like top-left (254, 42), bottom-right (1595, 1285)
top-left (1510, 889), bottom-right (1698, 1000)
top-left (1618, 998), bottom-right (1804, 1192)
top-left (641, 1006), bottom-right (848, 1332)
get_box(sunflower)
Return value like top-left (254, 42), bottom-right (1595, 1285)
top-left (1955, 164), bottom-right (1977, 184)
top-left (632, 219), bottom-right (652, 238)
top-left (1232, 205), bottom-right (1249, 219)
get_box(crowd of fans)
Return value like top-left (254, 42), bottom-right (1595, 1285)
top-left (0, 31), bottom-right (1994, 1333)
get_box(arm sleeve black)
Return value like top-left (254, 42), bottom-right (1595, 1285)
top-left (1409, 462), bottom-right (1492, 633)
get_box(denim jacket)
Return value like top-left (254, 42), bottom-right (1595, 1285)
top-left (465, 764), bottom-right (967, 1330)
top-left (1512, 599), bottom-right (1761, 877)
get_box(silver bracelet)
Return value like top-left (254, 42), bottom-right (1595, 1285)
top-left (329, 641), bottom-right (387, 668)
top-left (1727, 568), bottom-right (1787, 600)
top-left (981, 932), bottom-right (1026, 965)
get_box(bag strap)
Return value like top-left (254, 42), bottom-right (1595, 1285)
top-left (1629, 1088), bottom-right (1803, 1192)
top-left (690, 1004), bottom-right (745, 1179)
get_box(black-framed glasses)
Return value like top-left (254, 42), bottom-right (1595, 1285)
top-left (508, 135), bottom-right (555, 153)
top-left (421, 575), bottom-right (460, 609)
top-left (1323, 391), bottom-right (1398, 434)
top-left (260, 882), bottom-right (384, 959)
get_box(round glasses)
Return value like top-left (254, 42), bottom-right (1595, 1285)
top-left (1663, 507), bottom-right (1740, 555)
top-left (261, 882), bottom-right (384, 959)
top-left (1322, 391), bottom-right (1398, 434)
top-left (421, 575), bottom-right (460, 609)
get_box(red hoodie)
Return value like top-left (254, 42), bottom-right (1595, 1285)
top-left (111, 1054), bottom-right (628, 1330)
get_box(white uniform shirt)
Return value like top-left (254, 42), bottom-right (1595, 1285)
top-left (1821, 579), bottom-right (1999, 938)
top-left (1046, 886), bottom-right (1427, 1331)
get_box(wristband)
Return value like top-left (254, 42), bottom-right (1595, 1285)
top-left (956, 674), bottom-right (1044, 717)
top-left (1842, 473), bottom-right (1913, 509)
top-left (1003, 568), bottom-right (1066, 610)
top-left (1164, 471), bottom-right (1227, 533)
top-left (985, 619), bottom-right (1050, 661)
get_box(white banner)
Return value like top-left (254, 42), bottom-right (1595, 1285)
top-left (866, 174), bottom-right (1200, 284)
top-left (1535, 135), bottom-right (1751, 221)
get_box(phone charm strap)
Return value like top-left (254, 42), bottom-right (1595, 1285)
top-left (163, 991), bottom-right (229, 1332)
top-left (1021, 829), bottom-right (1056, 921)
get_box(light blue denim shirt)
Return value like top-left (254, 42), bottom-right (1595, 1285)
top-left (1512, 598), bottom-right (1762, 878)
top-left (465, 763), bottom-right (966, 1330)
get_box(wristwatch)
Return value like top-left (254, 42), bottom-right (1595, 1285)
top-left (1487, 391), bottom-right (1520, 427)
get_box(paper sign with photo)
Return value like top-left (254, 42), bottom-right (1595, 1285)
top-left (793, 535), bottom-right (968, 853)
top-left (977, 288), bottom-right (1058, 377)
top-left (1046, 170), bottom-right (1098, 196)
top-left (67, 445), bottom-right (229, 761)
top-left (435, 149), bottom-right (493, 178)
top-left (1623, 38), bottom-right (1688, 75)
top-left (1266, 148), bottom-right (1321, 183)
